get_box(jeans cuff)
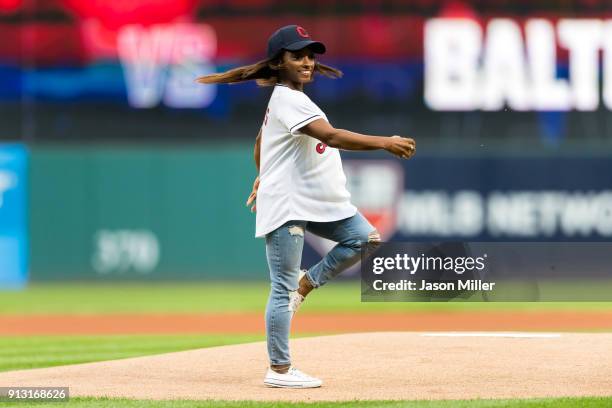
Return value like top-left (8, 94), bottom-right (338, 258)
top-left (305, 270), bottom-right (319, 288)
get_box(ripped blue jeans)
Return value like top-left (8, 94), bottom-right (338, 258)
top-left (264, 212), bottom-right (378, 366)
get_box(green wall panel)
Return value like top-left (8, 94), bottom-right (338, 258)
top-left (29, 145), bottom-right (266, 281)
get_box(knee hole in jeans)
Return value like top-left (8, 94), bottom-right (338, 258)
top-left (366, 229), bottom-right (382, 252)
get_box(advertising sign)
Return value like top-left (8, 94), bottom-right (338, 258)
top-left (0, 144), bottom-right (28, 289)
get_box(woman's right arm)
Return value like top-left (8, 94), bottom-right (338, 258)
top-left (254, 127), bottom-right (261, 172)
top-left (246, 128), bottom-right (262, 212)
top-left (301, 119), bottom-right (415, 159)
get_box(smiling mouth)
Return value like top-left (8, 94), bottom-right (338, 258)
top-left (298, 70), bottom-right (311, 78)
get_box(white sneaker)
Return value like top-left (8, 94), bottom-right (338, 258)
top-left (264, 367), bottom-right (323, 388)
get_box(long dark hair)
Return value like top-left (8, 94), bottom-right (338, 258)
top-left (196, 51), bottom-right (343, 86)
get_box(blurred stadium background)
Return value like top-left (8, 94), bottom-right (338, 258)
top-left (2, 5), bottom-right (612, 407)
top-left (2, 0), bottom-right (612, 286)
top-left (2, 5), bottom-right (612, 401)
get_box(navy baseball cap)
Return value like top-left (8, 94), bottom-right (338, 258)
top-left (267, 25), bottom-right (326, 59)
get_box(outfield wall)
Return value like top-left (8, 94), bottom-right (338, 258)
top-left (29, 146), bottom-right (612, 281)
top-left (30, 145), bottom-right (265, 281)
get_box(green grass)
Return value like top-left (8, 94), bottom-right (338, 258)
top-left (7, 397), bottom-right (612, 408)
top-left (1, 282), bottom-right (611, 315)
top-left (0, 334), bottom-right (263, 372)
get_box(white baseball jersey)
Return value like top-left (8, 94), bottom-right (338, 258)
top-left (255, 84), bottom-right (357, 237)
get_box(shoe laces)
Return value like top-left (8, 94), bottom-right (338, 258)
top-left (288, 367), bottom-right (311, 379)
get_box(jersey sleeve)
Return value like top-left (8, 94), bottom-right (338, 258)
top-left (277, 92), bottom-right (325, 136)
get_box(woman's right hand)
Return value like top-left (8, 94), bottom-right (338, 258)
top-left (385, 136), bottom-right (416, 159)
top-left (246, 176), bottom-right (259, 213)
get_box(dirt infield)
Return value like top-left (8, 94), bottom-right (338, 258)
top-left (0, 332), bottom-right (610, 401)
top-left (1, 311), bottom-right (612, 335)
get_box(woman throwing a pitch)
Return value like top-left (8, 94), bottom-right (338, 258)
top-left (198, 25), bottom-right (415, 388)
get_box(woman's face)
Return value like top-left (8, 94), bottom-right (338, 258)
top-left (280, 48), bottom-right (316, 87)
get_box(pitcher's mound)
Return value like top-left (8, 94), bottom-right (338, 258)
top-left (0, 332), bottom-right (610, 402)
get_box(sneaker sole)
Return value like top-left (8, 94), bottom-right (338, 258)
top-left (264, 379), bottom-right (322, 389)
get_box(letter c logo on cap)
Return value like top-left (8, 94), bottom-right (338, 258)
top-left (296, 26), bottom-right (309, 38)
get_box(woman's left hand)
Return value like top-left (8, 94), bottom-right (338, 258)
top-left (246, 176), bottom-right (260, 212)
